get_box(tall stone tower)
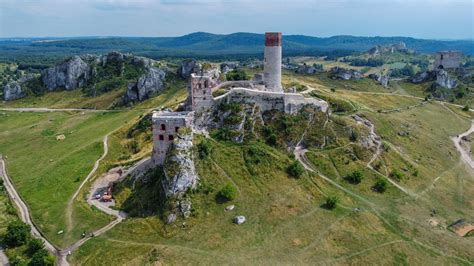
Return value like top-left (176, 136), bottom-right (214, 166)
top-left (264, 32), bottom-right (283, 92)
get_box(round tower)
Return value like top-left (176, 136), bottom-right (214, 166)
top-left (264, 32), bottom-right (283, 92)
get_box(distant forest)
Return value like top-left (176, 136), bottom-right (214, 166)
top-left (1, 32), bottom-right (472, 65)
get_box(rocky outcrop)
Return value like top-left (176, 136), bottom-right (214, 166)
top-left (124, 67), bottom-right (166, 103)
top-left (330, 67), bottom-right (363, 80)
top-left (3, 81), bottom-right (26, 101)
top-left (163, 128), bottom-right (198, 198)
top-left (368, 73), bottom-right (389, 87)
top-left (411, 71), bottom-right (436, 83)
top-left (296, 64), bottom-right (319, 75)
top-left (436, 69), bottom-right (457, 89)
top-left (368, 42), bottom-right (408, 56)
top-left (177, 59), bottom-right (201, 79)
top-left (41, 56), bottom-right (91, 91)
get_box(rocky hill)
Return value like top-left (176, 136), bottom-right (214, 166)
top-left (2, 52), bottom-right (168, 105)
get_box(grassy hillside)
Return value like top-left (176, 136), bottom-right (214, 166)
top-left (1, 70), bottom-right (473, 264)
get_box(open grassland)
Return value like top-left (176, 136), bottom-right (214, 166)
top-left (1, 71), bottom-right (473, 264)
top-left (0, 84), bottom-right (186, 248)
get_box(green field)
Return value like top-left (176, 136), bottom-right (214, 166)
top-left (1, 71), bottom-right (473, 264)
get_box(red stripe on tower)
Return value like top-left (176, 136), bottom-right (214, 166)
top-left (265, 32), bottom-right (282, 47)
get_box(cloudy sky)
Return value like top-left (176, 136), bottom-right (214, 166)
top-left (0, 0), bottom-right (473, 39)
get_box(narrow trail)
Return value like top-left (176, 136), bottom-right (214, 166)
top-left (0, 107), bottom-right (119, 113)
top-left (323, 240), bottom-right (405, 263)
top-left (0, 248), bottom-right (9, 266)
top-left (65, 135), bottom-right (109, 233)
top-left (0, 155), bottom-right (65, 265)
top-left (451, 120), bottom-right (474, 169)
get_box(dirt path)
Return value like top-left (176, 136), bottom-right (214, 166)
top-left (0, 248), bottom-right (9, 266)
top-left (0, 107), bottom-right (118, 113)
top-left (65, 136), bottom-right (109, 232)
top-left (0, 155), bottom-right (65, 265)
top-left (451, 120), bottom-right (474, 169)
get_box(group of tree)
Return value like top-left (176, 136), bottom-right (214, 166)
top-left (390, 64), bottom-right (415, 78)
top-left (3, 220), bottom-right (54, 266)
top-left (348, 58), bottom-right (384, 67)
top-left (226, 69), bottom-right (249, 81)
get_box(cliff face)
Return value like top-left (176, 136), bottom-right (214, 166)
top-left (41, 56), bottom-right (91, 91)
top-left (3, 81), bottom-right (25, 101)
top-left (124, 67), bottom-right (166, 104)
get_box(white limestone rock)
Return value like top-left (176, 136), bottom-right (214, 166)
top-left (177, 59), bottom-right (202, 79)
top-left (3, 81), bottom-right (26, 101)
top-left (233, 215), bottom-right (246, 224)
top-left (330, 67), bottom-right (362, 80)
top-left (436, 69), bottom-right (457, 89)
top-left (41, 56), bottom-right (91, 91)
top-left (124, 67), bottom-right (166, 103)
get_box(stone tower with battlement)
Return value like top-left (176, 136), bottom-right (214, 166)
top-left (264, 32), bottom-right (283, 93)
top-left (188, 73), bottom-right (216, 111)
top-left (434, 51), bottom-right (463, 70)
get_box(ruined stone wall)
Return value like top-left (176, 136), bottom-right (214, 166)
top-left (213, 88), bottom-right (328, 114)
top-left (434, 51), bottom-right (463, 69)
top-left (152, 111), bottom-right (194, 165)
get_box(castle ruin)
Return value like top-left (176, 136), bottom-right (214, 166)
top-left (434, 51), bottom-right (463, 70)
top-left (152, 32), bottom-right (328, 165)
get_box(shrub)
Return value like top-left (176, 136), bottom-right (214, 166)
top-left (287, 161), bottom-right (304, 178)
top-left (349, 129), bottom-right (359, 142)
top-left (27, 238), bottom-right (44, 256)
top-left (390, 169), bottom-right (405, 181)
top-left (345, 170), bottom-right (363, 184)
top-left (373, 179), bottom-right (388, 193)
top-left (323, 195), bottom-right (339, 210)
top-left (197, 140), bottom-right (212, 159)
top-left (4, 220), bottom-right (30, 247)
top-left (462, 105), bottom-right (470, 111)
top-left (217, 183), bottom-right (237, 202)
top-left (266, 134), bottom-right (277, 146)
top-left (226, 69), bottom-right (249, 81)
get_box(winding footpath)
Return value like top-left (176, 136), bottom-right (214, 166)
top-left (452, 120), bottom-right (474, 169)
top-left (0, 155), bottom-right (64, 264)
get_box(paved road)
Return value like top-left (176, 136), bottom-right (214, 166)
top-left (0, 156), bottom-right (65, 265)
top-left (452, 120), bottom-right (474, 169)
top-left (0, 247), bottom-right (8, 266)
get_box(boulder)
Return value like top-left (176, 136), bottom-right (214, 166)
top-left (177, 59), bottom-right (201, 79)
top-left (411, 71), bottom-right (436, 83)
top-left (124, 67), bottom-right (166, 103)
top-left (41, 56), bottom-right (91, 91)
top-left (330, 67), bottom-right (362, 80)
top-left (225, 205), bottom-right (235, 211)
top-left (3, 81), bottom-right (26, 101)
top-left (167, 213), bottom-right (177, 224)
top-left (233, 215), bottom-right (246, 225)
top-left (436, 69), bottom-right (457, 89)
top-left (368, 73), bottom-right (389, 87)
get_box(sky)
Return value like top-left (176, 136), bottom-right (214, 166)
top-left (0, 0), bottom-right (473, 39)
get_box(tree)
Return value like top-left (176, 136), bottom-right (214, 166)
top-left (226, 69), bottom-right (249, 81)
top-left (28, 249), bottom-right (54, 266)
top-left (197, 140), bottom-right (212, 159)
top-left (27, 238), bottom-right (44, 256)
top-left (373, 179), bottom-right (388, 193)
top-left (389, 169), bottom-right (405, 181)
top-left (287, 161), bottom-right (304, 178)
top-left (345, 170), bottom-right (363, 184)
top-left (4, 220), bottom-right (30, 247)
top-left (323, 195), bottom-right (339, 210)
top-left (217, 183), bottom-right (237, 202)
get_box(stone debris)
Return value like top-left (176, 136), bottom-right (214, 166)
top-left (167, 213), bottom-right (177, 224)
top-left (56, 134), bottom-right (66, 141)
top-left (225, 205), bottom-right (235, 211)
top-left (233, 215), bottom-right (246, 225)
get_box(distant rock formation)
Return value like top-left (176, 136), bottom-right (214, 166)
top-left (41, 56), bottom-right (92, 91)
top-left (177, 59), bottom-right (201, 79)
top-left (368, 42), bottom-right (409, 56)
top-left (330, 67), bottom-right (362, 80)
top-left (368, 73), bottom-right (389, 87)
top-left (124, 67), bottom-right (166, 104)
top-left (3, 81), bottom-right (25, 101)
top-left (296, 64), bottom-right (320, 75)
